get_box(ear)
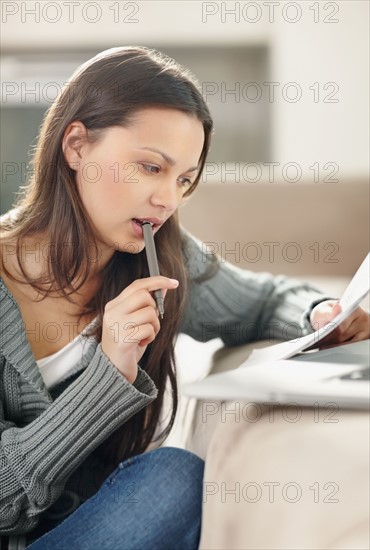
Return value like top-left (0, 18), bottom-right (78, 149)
top-left (62, 121), bottom-right (89, 171)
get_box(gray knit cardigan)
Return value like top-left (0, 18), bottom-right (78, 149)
top-left (0, 229), bottom-right (331, 549)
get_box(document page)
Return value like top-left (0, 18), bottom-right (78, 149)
top-left (244, 253), bottom-right (370, 367)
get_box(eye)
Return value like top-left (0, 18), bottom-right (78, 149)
top-left (178, 176), bottom-right (193, 188)
top-left (140, 163), bottom-right (160, 174)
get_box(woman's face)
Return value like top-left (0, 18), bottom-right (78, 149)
top-left (67, 108), bottom-right (205, 258)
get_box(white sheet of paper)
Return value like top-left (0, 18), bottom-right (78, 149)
top-left (243, 252), bottom-right (370, 367)
top-left (339, 252), bottom-right (369, 309)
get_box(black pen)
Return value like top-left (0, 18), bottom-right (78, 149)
top-left (142, 222), bottom-right (165, 319)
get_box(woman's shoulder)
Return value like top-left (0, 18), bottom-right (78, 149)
top-left (0, 227), bottom-right (49, 281)
top-left (0, 233), bottom-right (15, 280)
top-left (0, 231), bottom-right (47, 309)
top-left (0, 208), bottom-right (22, 275)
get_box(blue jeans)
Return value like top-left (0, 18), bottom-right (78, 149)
top-left (26, 447), bottom-right (204, 550)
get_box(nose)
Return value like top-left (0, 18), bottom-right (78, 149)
top-left (149, 179), bottom-right (181, 212)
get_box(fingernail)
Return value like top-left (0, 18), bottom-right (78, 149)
top-left (170, 278), bottom-right (179, 286)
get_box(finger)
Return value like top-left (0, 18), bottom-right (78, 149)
top-left (134, 323), bottom-right (157, 347)
top-left (120, 307), bottom-right (161, 344)
top-left (323, 327), bottom-right (350, 344)
top-left (331, 316), bottom-right (355, 338)
top-left (334, 308), bottom-right (370, 340)
top-left (321, 302), bottom-right (342, 326)
top-left (321, 329), bottom-right (363, 346)
top-left (111, 288), bottom-right (157, 315)
top-left (311, 301), bottom-right (340, 329)
top-left (132, 276), bottom-right (179, 293)
top-left (138, 333), bottom-right (156, 347)
top-left (348, 330), bottom-right (370, 343)
top-left (117, 276), bottom-right (179, 302)
top-left (319, 314), bottom-right (366, 345)
top-left (105, 277), bottom-right (179, 311)
top-left (344, 313), bottom-right (370, 341)
top-left (316, 305), bottom-right (352, 333)
top-left (330, 302), bottom-right (342, 318)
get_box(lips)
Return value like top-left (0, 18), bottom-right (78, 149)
top-left (132, 217), bottom-right (165, 230)
top-left (131, 217), bottom-right (165, 238)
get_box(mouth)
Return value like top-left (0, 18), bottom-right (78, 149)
top-left (131, 217), bottom-right (165, 237)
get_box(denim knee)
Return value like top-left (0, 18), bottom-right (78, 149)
top-left (26, 447), bottom-right (205, 550)
top-left (115, 446), bottom-right (205, 510)
top-left (134, 446), bottom-right (205, 549)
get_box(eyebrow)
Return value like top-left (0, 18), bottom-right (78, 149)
top-left (138, 147), bottom-right (199, 172)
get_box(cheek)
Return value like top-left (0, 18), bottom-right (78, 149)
top-left (78, 158), bottom-right (126, 203)
top-left (77, 159), bottom-right (145, 223)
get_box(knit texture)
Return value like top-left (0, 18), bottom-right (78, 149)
top-left (0, 229), bottom-right (332, 548)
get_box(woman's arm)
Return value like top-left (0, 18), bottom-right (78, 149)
top-left (179, 229), bottom-right (334, 345)
top-left (0, 344), bottom-right (157, 535)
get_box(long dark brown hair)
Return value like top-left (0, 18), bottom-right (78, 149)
top-left (0, 46), bottom-right (215, 470)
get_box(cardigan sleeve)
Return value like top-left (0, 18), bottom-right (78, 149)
top-left (0, 344), bottom-right (157, 535)
top-left (179, 229), bottom-right (336, 345)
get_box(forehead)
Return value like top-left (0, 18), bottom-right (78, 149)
top-left (111, 107), bottom-right (205, 162)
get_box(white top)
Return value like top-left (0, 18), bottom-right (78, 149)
top-left (36, 317), bottom-right (98, 389)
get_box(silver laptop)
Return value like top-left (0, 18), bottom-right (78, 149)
top-left (183, 339), bottom-right (370, 409)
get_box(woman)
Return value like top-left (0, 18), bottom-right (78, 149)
top-left (0, 46), bottom-right (369, 550)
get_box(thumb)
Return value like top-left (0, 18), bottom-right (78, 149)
top-left (329, 302), bottom-right (342, 320)
top-left (311, 300), bottom-right (341, 329)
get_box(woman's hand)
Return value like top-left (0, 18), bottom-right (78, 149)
top-left (101, 276), bottom-right (179, 383)
top-left (309, 299), bottom-right (370, 347)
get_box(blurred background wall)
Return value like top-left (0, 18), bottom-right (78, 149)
top-left (1, 1), bottom-right (369, 276)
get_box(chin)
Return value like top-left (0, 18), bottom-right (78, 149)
top-left (115, 241), bottom-right (143, 254)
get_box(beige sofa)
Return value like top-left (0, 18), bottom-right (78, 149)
top-left (179, 179), bottom-right (369, 277)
